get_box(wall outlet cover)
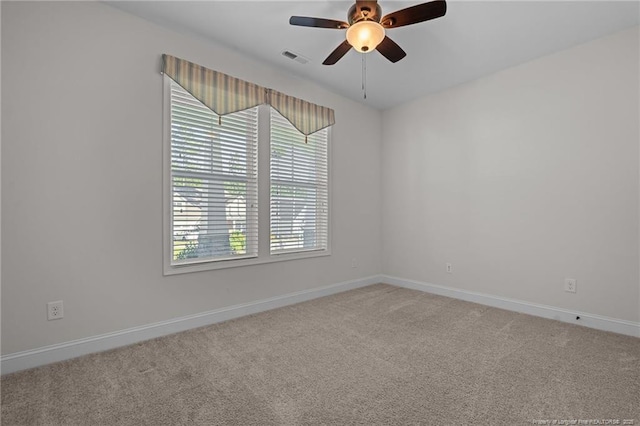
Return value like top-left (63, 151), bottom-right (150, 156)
top-left (564, 279), bottom-right (577, 293)
top-left (47, 301), bottom-right (64, 320)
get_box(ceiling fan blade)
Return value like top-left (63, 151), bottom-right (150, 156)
top-left (381, 0), bottom-right (447, 28)
top-left (289, 16), bottom-right (349, 29)
top-left (323, 40), bottom-right (352, 65)
top-left (376, 36), bottom-right (406, 63)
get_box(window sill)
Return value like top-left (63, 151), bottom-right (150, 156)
top-left (163, 249), bottom-right (331, 276)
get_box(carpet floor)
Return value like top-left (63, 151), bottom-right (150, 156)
top-left (2, 284), bottom-right (639, 425)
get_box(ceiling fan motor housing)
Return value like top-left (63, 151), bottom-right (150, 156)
top-left (347, 2), bottom-right (382, 25)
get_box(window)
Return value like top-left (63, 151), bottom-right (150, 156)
top-left (164, 74), bottom-right (331, 275)
top-left (169, 80), bottom-right (258, 265)
top-left (270, 109), bottom-right (329, 254)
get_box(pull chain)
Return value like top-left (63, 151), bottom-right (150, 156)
top-left (361, 53), bottom-right (367, 99)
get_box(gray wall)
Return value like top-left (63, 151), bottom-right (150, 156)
top-left (1, 1), bottom-right (383, 354)
top-left (2, 2), bottom-right (638, 357)
top-left (382, 27), bottom-right (640, 322)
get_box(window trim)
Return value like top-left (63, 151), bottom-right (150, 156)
top-left (163, 75), bottom-right (331, 276)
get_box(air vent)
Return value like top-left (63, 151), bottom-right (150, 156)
top-left (282, 51), bottom-right (297, 60)
top-left (282, 50), bottom-right (309, 65)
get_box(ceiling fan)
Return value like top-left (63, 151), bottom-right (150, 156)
top-left (289, 0), bottom-right (447, 65)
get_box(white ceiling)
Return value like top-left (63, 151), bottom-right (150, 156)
top-left (107, 1), bottom-right (639, 110)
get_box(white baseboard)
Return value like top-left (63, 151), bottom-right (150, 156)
top-left (382, 275), bottom-right (640, 338)
top-left (4, 274), bottom-right (637, 375)
top-left (1, 275), bottom-right (383, 375)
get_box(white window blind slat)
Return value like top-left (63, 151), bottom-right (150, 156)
top-left (170, 81), bottom-right (258, 264)
top-left (270, 109), bottom-right (329, 255)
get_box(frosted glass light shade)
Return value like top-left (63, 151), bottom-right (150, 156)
top-left (346, 21), bottom-right (385, 53)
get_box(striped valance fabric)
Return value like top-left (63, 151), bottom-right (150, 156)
top-left (162, 54), bottom-right (335, 137)
top-left (162, 54), bottom-right (266, 119)
top-left (269, 90), bottom-right (335, 137)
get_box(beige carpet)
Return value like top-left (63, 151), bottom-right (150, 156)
top-left (2, 284), bottom-right (639, 425)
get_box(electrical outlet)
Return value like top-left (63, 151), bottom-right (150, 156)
top-left (351, 257), bottom-right (357, 268)
top-left (564, 278), bottom-right (577, 293)
top-left (446, 263), bottom-right (453, 274)
top-left (47, 301), bottom-right (64, 320)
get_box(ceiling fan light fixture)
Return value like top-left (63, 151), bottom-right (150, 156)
top-left (346, 20), bottom-right (385, 53)
top-left (290, 0), bottom-right (447, 65)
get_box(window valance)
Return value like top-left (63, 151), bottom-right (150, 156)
top-left (162, 54), bottom-right (266, 121)
top-left (162, 54), bottom-right (335, 137)
top-left (269, 89), bottom-right (335, 138)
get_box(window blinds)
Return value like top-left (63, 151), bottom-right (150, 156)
top-left (270, 109), bottom-right (329, 254)
top-left (170, 80), bottom-right (258, 264)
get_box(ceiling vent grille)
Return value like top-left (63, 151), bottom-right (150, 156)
top-left (282, 50), bottom-right (309, 64)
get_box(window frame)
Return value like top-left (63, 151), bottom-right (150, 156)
top-left (163, 75), bottom-right (331, 275)
top-left (269, 108), bottom-right (329, 256)
top-left (169, 82), bottom-right (259, 266)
